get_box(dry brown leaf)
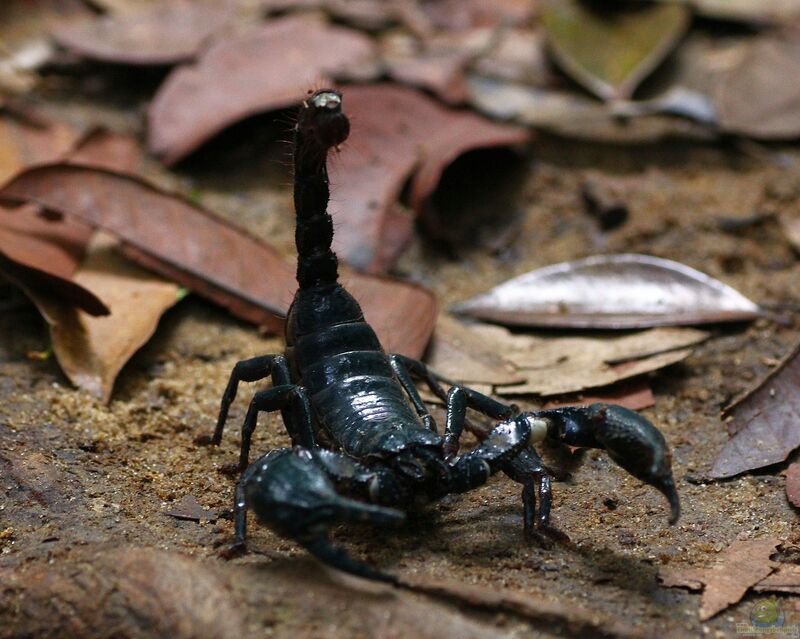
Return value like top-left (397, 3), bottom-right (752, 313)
top-left (716, 35), bottom-right (800, 139)
top-left (0, 163), bottom-right (437, 358)
top-left (453, 254), bottom-right (762, 329)
top-left (165, 495), bottom-right (219, 522)
top-left (711, 340), bottom-right (800, 478)
top-left (754, 564), bottom-right (800, 594)
top-left (331, 84), bottom-right (529, 272)
top-left (419, 0), bottom-right (535, 30)
top-left (542, 379), bottom-right (655, 411)
top-left (148, 14), bottom-right (378, 165)
top-left (779, 212), bottom-right (800, 251)
top-left (787, 462), bottom-right (800, 508)
top-left (0, 109), bottom-right (80, 185)
top-left (467, 324), bottom-right (708, 396)
top-left (66, 128), bottom-right (143, 173)
top-left (658, 538), bottom-right (781, 621)
top-left (27, 234), bottom-right (181, 402)
top-left (52, 3), bottom-right (234, 66)
top-left (422, 314), bottom-right (522, 386)
top-left (384, 51), bottom-right (470, 104)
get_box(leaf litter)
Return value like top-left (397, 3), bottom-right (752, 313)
top-left (658, 537), bottom-right (782, 620)
top-left (147, 14), bottom-right (379, 165)
top-left (0, 163), bottom-right (437, 359)
top-left (711, 340), bottom-right (800, 478)
top-left (425, 316), bottom-right (708, 397)
top-left (453, 254), bottom-right (763, 329)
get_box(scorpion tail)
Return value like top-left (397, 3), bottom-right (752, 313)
top-left (293, 89), bottom-right (350, 289)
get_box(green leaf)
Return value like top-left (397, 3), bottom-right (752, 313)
top-left (542, 0), bottom-right (691, 101)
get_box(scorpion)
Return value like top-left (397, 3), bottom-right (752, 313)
top-left (205, 89), bottom-right (681, 583)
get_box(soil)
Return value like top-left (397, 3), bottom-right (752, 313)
top-left (2, 68), bottom-right (800, 639)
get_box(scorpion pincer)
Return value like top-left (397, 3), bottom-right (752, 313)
top-left (204, 89), bottom-right (681, 583)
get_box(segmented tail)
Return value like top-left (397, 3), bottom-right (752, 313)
top-left (293, 90), bottom-right (350, 289)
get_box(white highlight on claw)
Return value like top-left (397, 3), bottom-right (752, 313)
top-left (312, 91), bottom-right (341, 109)
top-left (525, 416), bottom-right (548, 445)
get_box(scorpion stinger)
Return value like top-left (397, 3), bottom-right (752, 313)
top-left (203, 89), bottom-right (681, 582)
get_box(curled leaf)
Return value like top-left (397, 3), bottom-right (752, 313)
top-left (331, 84), bottom-right (529, 272)
top-left (542, 0), bottom-right (691, 101)
top-left (52, 3), bottom-right (234, 66)
top-left (453, 254), bottom-right (762, 329)
top-left (27, 233), bottom-right (181, 402)
top-left (711, 341), bottom-right (800, 478)
top-left (147, 15), bottom-right (378, 165)
top-left (0, 163), bottom-right (436, 358)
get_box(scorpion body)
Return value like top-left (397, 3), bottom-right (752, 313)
top-left (207, 90), bottom-right (680, 583)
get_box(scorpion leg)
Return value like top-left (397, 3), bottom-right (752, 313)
top-left (445, 414), bottom-right (534, 494)
top-left (503, 447), bottom-right (570, 547)
top-left (442, 385), bottom-right (515, 460)
top-left (391, 356), bottom-right (517, 458)
top-left (206, 354), bottom-right (292, 445)
top-left (239, 385), bottom-right (315, 470)
top-left (234, 447), bottom-right (404, 583)
top-left (389, 355), bottom-right (438, 433)
top-left (527, 403), bottom-right (681, 523)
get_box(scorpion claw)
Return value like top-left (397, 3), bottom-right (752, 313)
top-left (534, 403), bottom-right (681, 524)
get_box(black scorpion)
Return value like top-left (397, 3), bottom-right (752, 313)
top-left (205, 89), bottom-right (681, 583)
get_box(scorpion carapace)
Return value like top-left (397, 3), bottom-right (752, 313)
top-left (206, 89), bottom-right (681, 584)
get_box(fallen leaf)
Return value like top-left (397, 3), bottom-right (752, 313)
top-left (476, 324), bottom-right (707, 396)
top-left (423, 314), bottom-right (523, 386)
top-left (452, 254), bottom-right (762, 329)
top-left (649, 0), bottom-right (800, 24)
top-left (384, 50), bottom-right (470, 104)
top-left (658, 538), bottom-right (780, 620)
top-left (541, 0), bottom-right (691, 101)
top-left (754, 564), bottom-right (800, 594)
top-left (542, 379), bottom-right (655, 411)
top-left (27, 233), bottom-right (181, 402)
top-left (467, 76), bottom-right (715, 143)
top-left (418, 0), bottom-right (536, 30)
top-left (716, 35), bottom-right (800, 139)
top-left (0, 163), bottom-right (437, 358)
top-left (787, 462), bottom-right (800, 508)
top-left (711, 340), bottom-right (800, 478)
top-left (400, 576), bottom-right (644, 639)
top-left (148, 14), bottom-right (378, 165)
top-left (165, 495), bottom-right (218, 522)
top-left (0, 203), bottom-right (105, 315)
top-left (0, 108), bottom-right (81, 184)
top-left (331, 84), bottom-right (529, 272)
top-left (52, 3), bottom-right (234, 66)
top-left (66, 127), bottom-right (144, 173)
top-left (263, 0), bottom-right (399, 31)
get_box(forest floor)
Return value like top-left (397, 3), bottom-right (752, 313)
top-left (2, 69), bottom-right (800, 639)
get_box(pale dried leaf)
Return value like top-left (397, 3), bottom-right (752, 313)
top-left (658, 538), bottom-right (781, 621)
top-left (423, 314), bottom-right (523, 386)
top-left (165, 495), bottom-right (218, 522)
top-left (467, 324), bottom-right (708, 396)
top-left (779, 212), bottom-right (800, 251)
top-left (716, 35), bottom-right (800, 139)
top-left (28, 234), bottom-right (181, 402)
top-left (711, 340), bottom-right (800, 478)
top-left (453, 254), bottom-right (762, 329)
top-left (542, 380), bottom-right (655, 411)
